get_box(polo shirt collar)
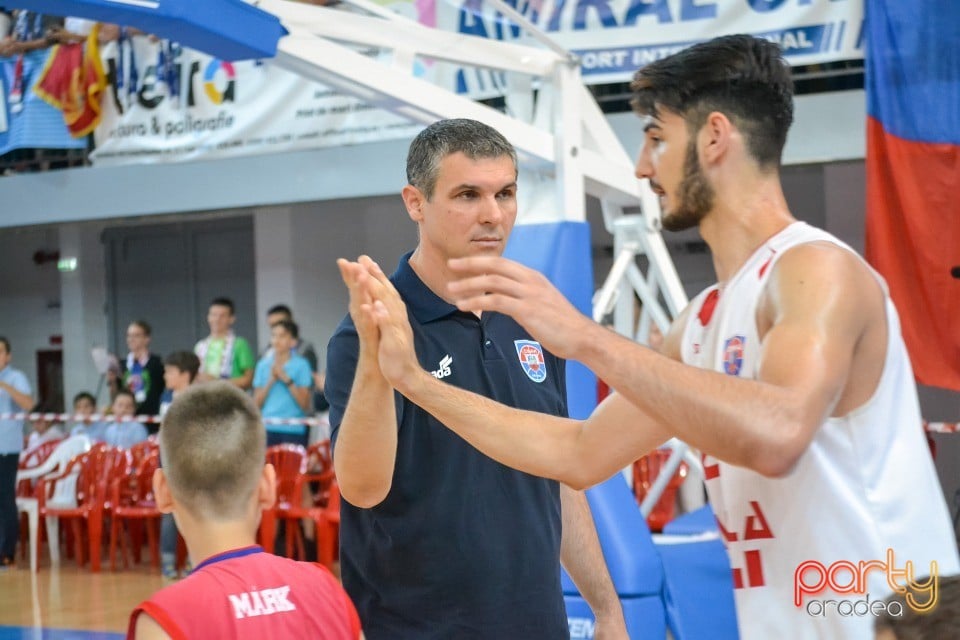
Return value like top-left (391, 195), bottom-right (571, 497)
top-left (391, 251), bottom-right (459, 324)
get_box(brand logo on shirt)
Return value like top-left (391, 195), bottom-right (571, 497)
top-left (794, 549), bottom-right (939, 619)
top-left (514, 340), bottom-right (546, 383)
top-left (430, 354), bottom-right (453, 379)
top-left (722, 335), bottom-right (746, 376)
top-left (228, 585), bottom-right (296, 619)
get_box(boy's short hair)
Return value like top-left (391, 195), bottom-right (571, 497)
top-left (271, 319), bottom-right (299, 340)
top-left (209, 297), bottom-right (235, 315)
top-left (130, 319), bottom-right (152, 336)
top-left (114, 388), bottom-right (135, 403)
top-left (159, 382), bottom-right (265, 520)
top-left (164, 351), bottom-right (201, 382)
top-left (266, 304), bottom-right (293, 319)
top-left (875, 574), bottom-right (960, 639)
top-left (73, 391), bottom-right (96, 407)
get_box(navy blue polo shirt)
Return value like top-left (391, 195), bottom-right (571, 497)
top-left (326, 252), bottom-right (568, 640)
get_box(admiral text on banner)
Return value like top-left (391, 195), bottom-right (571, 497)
top-left (434, 0), bottom-right (864, 91)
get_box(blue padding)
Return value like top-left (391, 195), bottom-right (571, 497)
top-left (656, 538), bottom-right (739, 640)
top-left (565, 594), bottom-right (666, 640)
top-left (0, 626), bottom-right (123, 640)
top-left (561, 475), bottom-right (664, 597)
top-left (662, 504), bottom-right (717, 536)
top-left (504, 221), bottom-right (597, 420)
top-left (12, 0), bottom-right (286, 61)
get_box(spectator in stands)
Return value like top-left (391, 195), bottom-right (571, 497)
top-left (159, 351), bottom-right (200, 418)
top-left (70, 391), bottom-right (107, 442)
top-left (195, 297), bottom-right (255, 390)
top-left (253, 320), bottom-right (312, 448)
top-left (24, 403), bottom-right (64, 450)
top-left (0, 336), bottom-right (33, 568)
top-left (263, 304), bottom-right (328, 422)
top-left (158, 350), bottom-right (201, 580)
top-left (102, 389), bottom-right (148, 449)
top-left (263, 304), bottom-right (319, 373)
top-left (110, 320), bottom-right (165, 431)
top-left (0, 10), bottom-right (75, 57)
top-left (68, 391), bottom-right (107, 442)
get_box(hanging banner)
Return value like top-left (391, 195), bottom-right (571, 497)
top-left (436, 0), bottom-right (864, 90)
top-left (90, 37), bottom-right (421, 166)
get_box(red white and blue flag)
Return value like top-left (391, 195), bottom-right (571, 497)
top-left (864, 1), bottom-right (960, 391)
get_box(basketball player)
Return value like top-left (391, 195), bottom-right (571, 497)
top-left (344, 35), bottom-right (960, 640)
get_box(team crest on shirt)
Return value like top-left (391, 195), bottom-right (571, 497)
top-left (723, 335), bottom-right (746, 376)
top-left (514, 340), bottom-right (547, 383)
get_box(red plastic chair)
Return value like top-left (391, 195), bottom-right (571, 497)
top-left (38, 444), bottom-right (129, 572)
top-left (128, 438), bottom-right (160, 470)
top-left (306, 440), bottom-right (335, 506)
top-left (16, 438), bottom-right (64, 562)
top-left (109, 450), bottom-right (162, 571)
top-left (286, 477), bottom-right (341, 567)
top-left (264, 444), bottom-right (307, 557)
top-left (633, 449), bottom-right (688, 532)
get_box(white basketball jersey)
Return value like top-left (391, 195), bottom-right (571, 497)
top-left (680, 222), bottom-right (959, 640)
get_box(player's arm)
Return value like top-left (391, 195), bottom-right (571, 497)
top-left (571, 243), bottom-right (870, 477)
top-left (361, 259), bottom-right (671, 490)
top-left (331, 257), bottom-right (399, 508)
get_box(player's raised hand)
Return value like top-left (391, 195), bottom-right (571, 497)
top-left (447, 256), bottom-right (591, 360)
top-left (337, 257), bottom-right (379, 353)
top-left (358, 258), bottom-right (421, 393)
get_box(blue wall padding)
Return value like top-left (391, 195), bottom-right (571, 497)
top-left (565, 593), bottom-right (667, 640)
top-left (504, 221), bottom-right (597, 420)
top-left (657, 537), bottom-right (740, 640)
top-left (560, 475), bottom-right (665, 597)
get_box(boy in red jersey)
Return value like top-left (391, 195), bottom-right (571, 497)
top-left (128, 381), bottom-right (360, 640)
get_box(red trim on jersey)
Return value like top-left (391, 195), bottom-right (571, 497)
top-left (128, 601), bottom-right (189, 640)
top-left (757, 249), bottom-right (777, 279)
top-left (697, 289), bottom-right (720, 326)
top-left (702, 453), bottom-right (720, 480)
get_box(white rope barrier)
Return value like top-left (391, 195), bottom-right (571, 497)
top-left (0, 412), bottom-right (329, 427)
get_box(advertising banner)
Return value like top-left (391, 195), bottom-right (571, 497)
top-left (90, 38), bottom-right (421, 166)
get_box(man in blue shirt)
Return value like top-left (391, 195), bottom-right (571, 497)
top-left (327, 119), bottom-right (626, 639)
top-left (254, 320), bottom-right (312, 448)
top-left (0, 336), bottom-right (34, 567)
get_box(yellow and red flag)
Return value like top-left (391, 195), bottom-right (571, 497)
top-left (33, 23), bottom-right (107, 138)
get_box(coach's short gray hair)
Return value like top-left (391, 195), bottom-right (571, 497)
top-left (406, 118), bottom-right (517, 200)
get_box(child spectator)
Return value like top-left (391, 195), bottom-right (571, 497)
top-left (68, 391), bottom-right (107, 442)
top-left (158, 351), bottom-right (200, 579)
top-left (127, 382), bottom-right (360, 639)
top-left (102, 389), bottom-right (148, 449)
top-left (253, 320), bottom-right (312, 448)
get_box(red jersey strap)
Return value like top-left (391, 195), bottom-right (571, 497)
top-left (697, 289), bottom-right (720, 326)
